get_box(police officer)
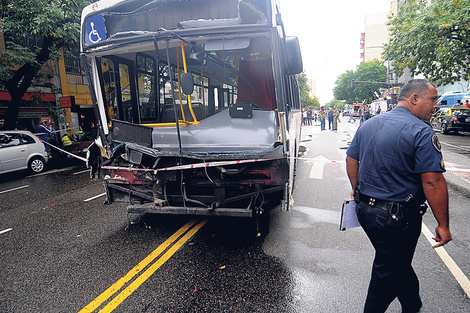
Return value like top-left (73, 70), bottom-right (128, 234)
top-left (346, 79), bottom-right (452, 313)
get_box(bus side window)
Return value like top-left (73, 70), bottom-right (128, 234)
top-left (137, 54), bottom-right (158, 122)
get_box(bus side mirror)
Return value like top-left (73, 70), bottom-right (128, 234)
top-left (180, 72), bottom-right (194, 95)
top-left (286, 36), bottom-right (303, 75)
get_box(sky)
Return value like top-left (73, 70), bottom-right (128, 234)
top-left (280, 0), bottom-right (393, 105)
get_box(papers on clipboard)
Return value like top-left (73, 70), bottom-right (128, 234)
top-left (340, 200), bottom-right (361, 231)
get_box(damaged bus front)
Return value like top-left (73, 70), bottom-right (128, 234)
top-left (80, 0), bottom-right (303, 218)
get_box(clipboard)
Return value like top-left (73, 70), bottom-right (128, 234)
top-left (340, 200), bottom-right (361, 231)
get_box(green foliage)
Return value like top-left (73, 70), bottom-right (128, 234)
top-left (298, 71), bottom-right (320, 109)
top-left (0, 0), bottom-right (89, 84)
top-left (384, 0), bottom-right (470, 85)
top-left (0, 0), bottom-right (91, 129)
top-left (333, 60), bottom-right (387, 104)
top-left (325, 99), bottom-right (345, 110)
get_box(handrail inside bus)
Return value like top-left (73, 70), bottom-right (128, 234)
top-left (180, 41), bottom-right (199, 123)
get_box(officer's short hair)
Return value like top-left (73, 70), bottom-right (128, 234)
top-left (398, 79), bottom-right (436, 101)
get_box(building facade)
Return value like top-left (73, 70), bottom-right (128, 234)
top-left (0, 38), bottom-right (94, 136)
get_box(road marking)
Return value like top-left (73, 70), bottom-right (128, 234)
top-left (0, 228), bottom-right (13, 235)
top-left (440, 141), bottom-right (470, 152)
top-left (84, 193), bottom-right (106, 202)
top-left (421, 223), bottom-right (470, 298)
top-left (0, 185), bottom-right (29, 194)
top-left (74, 169), bottom-right (91, 175)
top-left (309, 161), bottom-right (324, 179)
top-left (307, 155), bottom-right (341, 179)
top-left (27, 166), bottom-right (75, 177)
top-left (79, 219), bottom-right (208, 313)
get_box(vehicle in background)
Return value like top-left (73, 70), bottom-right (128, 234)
top-left (351, 103), bottom-right (363, 118)
top-left (462, 95), bottom-right (470, 106)
top-left (0, 130), bottom-right (48, 174)
top-left (430, 107), bottom-right (470, 134)
top-left (63, 130), bottom-right (97, 158)
top-left (370, 99), bottom-right (387, 115)
top-left (437, 91), bottom-right (470, 108)
top-left (80, 0), bottom-right (303, 220)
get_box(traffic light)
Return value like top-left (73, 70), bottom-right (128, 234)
top-left (351, 79), bottom-right (355, 88)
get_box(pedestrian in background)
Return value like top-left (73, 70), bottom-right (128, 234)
top-left (327, 107), bottom-right (334, 130)
top-left (306, 109), bottom-right (312, 126)
top-left (319, 106), bottom-right (326, 131)
top-left (346, 79), bottom-right (451, 313)
top-left (332, 105), bottom-right (340, 130)
top-left (37, 120), bottom-right (51, 152)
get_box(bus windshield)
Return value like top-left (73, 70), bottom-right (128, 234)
top-left (93, 33), bottom-right (277, 127)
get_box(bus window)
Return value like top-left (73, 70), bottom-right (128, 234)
top-left (100, 58), bottom-right (118, 122)
top-left (137, 54), bottom-right (157, 122)
top-left (119, 63), bottom-right (135, 123)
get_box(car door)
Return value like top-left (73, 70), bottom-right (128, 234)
top-left (431, 109), bottom-right (443, 128)
top-left (437, 109), bottom-right (448, 125)
top-left (0, 133), bottom-right (28, 172)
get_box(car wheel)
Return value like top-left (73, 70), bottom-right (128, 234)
top-left (29, 157), bottom-right (45, 173)
top-left (440, 123), bottom-right (448, 134)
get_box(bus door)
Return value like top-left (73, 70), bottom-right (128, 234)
top-left (98, 56), bottom-right (139, 124)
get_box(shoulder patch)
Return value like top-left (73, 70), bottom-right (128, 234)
top-left (432, 134), bottom-right (441, 152)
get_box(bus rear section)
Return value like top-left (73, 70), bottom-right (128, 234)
top-left (81, 0), bottom-right (303, 218)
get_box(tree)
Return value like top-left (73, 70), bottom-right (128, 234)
top-left (325, 99), bottom-right (344, 110)
top-left (333, 70), bottom-right (355, 103)
top-left (333, 60), bottom-right (387, 104)
top-left (0, 0), bottom-right (91, 129)
top-left (384, 0), bottom-right (470, 86)
top-left (298, 71), bottom-right (320, 109)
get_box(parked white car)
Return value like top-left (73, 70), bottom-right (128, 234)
top-left (0, 130), bottom-right (49, 174)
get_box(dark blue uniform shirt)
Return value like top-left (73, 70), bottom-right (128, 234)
top-left (347, 106), bottom-right (445, 202)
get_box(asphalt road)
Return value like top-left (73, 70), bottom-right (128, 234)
top-left (0, 119), bottom-right (469, 312)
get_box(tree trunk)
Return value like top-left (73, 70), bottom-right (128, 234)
top-left (2, 35), bottom-right (54, 130)
top-left (3, 92), bottom-right (22, 130)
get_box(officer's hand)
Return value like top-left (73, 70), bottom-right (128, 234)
top-left (350, 189), bottom-right (355, 200)
top-left (432, 225), bottom-right (452, 248)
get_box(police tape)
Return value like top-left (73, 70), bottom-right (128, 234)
top-left (101, 157), bottom-right (281, 173)
top-left (102, 161), bottom-right (470, 175)
top-left (40, 140), bottom-right (88, 163)
top-left (446, 168), bottom-right (470, 174)
top-left (35, 143), bottom-right (470, 175)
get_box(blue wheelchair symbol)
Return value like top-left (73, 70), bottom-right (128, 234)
top-left (85, 14), bottom-right (106, 46)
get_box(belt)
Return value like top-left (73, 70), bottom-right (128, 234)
top-left (357, 193), bottom-right (427, 214)
top-left (357, 193), bottom-right (395, 211)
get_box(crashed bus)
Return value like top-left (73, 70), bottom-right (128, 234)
top-left (80, 0), bottom-right (303, 219)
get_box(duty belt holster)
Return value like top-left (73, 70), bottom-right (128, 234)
top-left (355, 189), bottom-right (426, 230)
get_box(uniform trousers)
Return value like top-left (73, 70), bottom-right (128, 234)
top-left (356, 201), bottom-right (423, 313)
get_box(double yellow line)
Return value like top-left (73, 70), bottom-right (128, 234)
top-left (79, 219), bottom-right (208, 313)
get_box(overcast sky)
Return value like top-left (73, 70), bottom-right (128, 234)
top-left (280, 0), bottom-right (393, 104)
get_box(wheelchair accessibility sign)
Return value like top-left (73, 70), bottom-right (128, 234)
top-left (85, 14), bottom-right (106, 46)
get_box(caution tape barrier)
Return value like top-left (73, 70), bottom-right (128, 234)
top-left (101, 157), bottom-right (280, 174)
top-left (40, 140), bottom-right (88, 163)
top-left (446, 168), bottom-right (470, 174)
top-left (37, 141), bottom-right (470, 175)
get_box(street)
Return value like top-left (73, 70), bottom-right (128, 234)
top-left (1, 120), bottom-right (469, 312)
